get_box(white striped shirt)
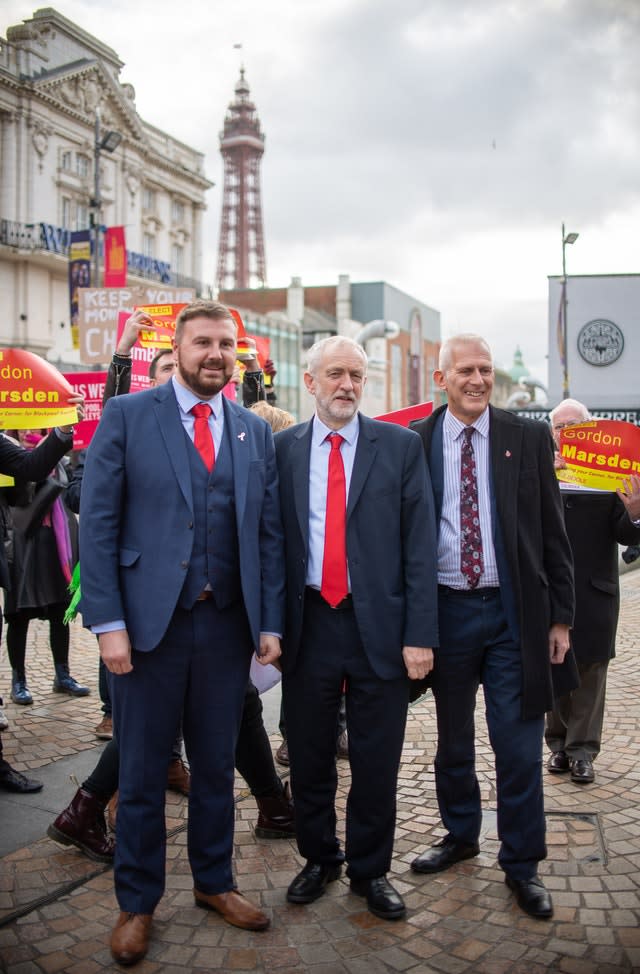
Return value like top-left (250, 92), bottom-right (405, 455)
top-left (437, 407), bottom-right (500, 588)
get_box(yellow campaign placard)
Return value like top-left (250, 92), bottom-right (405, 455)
top-left (558, 419), bottom-right (640, 491)
top-left (0, 349), bottom-right (78, 429)
top-left (134, 304), bottom-right (188, 349)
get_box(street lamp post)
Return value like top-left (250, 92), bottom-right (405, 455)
top-left (90, 108), bottom-right (122, 287)
top-left (561, 222), bottom-right (579, 398)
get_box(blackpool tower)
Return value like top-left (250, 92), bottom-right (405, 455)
top-left (216, 69), bottom-right (267, 291)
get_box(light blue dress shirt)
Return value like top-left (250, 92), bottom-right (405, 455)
top-left (306, 412), bottom-right (360, 591)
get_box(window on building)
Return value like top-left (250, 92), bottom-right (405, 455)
top-left (142, 187), bottom-right (155, 212)
top-left (171, 243), bottom-right (184, 274)
top-left (171, 199), bottom-right (185, 223)
top-left (62, 197), bottom-right (72, 229)
top-left (61, 151), bottom-right (72, 172)
top-left (76, 203), bottom-right (90, 229)
top-left (143, 233), bottom-right (155, 258)
top-left (76, 154), bottom-right (90, 178)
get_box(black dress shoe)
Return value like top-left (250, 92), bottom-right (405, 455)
top-left (570, 758), bottom-right (595, 784)
top-left (411, 836), bottom-right (479, 874)
top-left (350, 876), bottom-right (406, 920)
top-left (0, 762), bottom-right (43, 793)
top-left (505, 874), bottom-right (553, 919)
top-left (547, 750), bottom-right (570, 773)
top-left (286, 862), bottom-right (342, 903)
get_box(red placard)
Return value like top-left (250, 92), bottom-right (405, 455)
top-left (558, 419), bottom-right (640, 491)
top-left (63, 371), bottom-right (107, 449)
top-left (375, 401), bottom-right (433, 427)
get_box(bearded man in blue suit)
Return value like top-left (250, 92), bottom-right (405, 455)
top-left (80, 301), bottom-right (284, 966)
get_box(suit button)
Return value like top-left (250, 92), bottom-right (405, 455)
top-left (188, 521), bottom-right (193, 529)
top-left (180, 560), bottom-right (188, 569)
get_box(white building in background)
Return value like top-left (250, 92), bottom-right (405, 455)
top-left (548, 273), bottom-right (640, 420)
top-left (0, 8), bottom-right (213, 359)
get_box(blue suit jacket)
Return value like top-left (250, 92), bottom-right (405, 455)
top-left (79, 382), bottom-right (284, 652)
top-left (275, 413), bottom-right (439, 680)
top-left (412, 404), bottom-right (577, 717)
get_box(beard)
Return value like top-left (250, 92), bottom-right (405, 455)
top-left (176, 355), bottom-right (233, 398)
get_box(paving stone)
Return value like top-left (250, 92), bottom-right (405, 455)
top-left (2, 572), bottom-right (640, 971)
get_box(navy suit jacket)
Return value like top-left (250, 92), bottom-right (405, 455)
top-left (79, 381), bottom-right (284, 652)
top-left (412, 404), bottom-right (576, 718)
top-left (275, 413), bottom-right (439, 680)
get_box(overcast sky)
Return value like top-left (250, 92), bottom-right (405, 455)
top-left (4, 0), bottom-right (640, 383)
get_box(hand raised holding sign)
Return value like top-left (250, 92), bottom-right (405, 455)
top-left (617, 474), bottom-right (640, 522)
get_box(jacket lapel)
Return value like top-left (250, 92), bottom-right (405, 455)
top-left (347, 414), bottom-right (377, 518)
top-left (290, 421), bottom-right (313, 551)
top-left (489, 406), bottom-right (521, 544)
top-left (153, 384), bottom-right (193, 512)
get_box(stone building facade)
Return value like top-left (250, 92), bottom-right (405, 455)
top-left (0, 8), bottom-right (213, 360)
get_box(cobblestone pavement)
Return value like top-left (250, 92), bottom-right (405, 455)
top-left (1, 570), bottom-right (639, 973)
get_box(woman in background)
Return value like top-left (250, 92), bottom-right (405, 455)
top-left (4, 429), bottom-right (88, 705)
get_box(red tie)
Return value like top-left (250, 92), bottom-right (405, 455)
top-left (321, 433), bottom-right (348, 608)
top-left (191, 403), bottom-right (215, 472)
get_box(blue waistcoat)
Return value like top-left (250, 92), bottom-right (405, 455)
top-left (178, 419), bottom-right (242, 610)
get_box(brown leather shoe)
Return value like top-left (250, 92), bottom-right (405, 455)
top-left (94, 715), bottom-right (113, 740)
top-left (167, 758), bottom-right (191, 795)
top-left (107, 790), bottom-right (118, 832)
top-left (275, 740), bottom-right (289, 767)
top-left (110, 912), bottom-right (152, 966)
top-left (193, 888), bottom-right (269, 930)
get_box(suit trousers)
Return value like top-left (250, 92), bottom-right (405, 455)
top-left (433, 587), bottom-right (546, 881)
top-left (282, 592), bottom-right (409, 880)
top-left (235, 681), bottom-right (283, 798)
top-left (545, 659), bottom-right (608, 762)
top-left (111, 598), bottom-right (252, 914)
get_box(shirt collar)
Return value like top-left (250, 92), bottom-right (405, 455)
top-left (443, 405), bottom-right (490, 441)
top-left (312, 412), bottom-right (359, 447)
top-left (171, 375), bottom-right (222, 419)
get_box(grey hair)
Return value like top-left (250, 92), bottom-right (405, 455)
top-left (439, 334), bottom-right (492, 372)
top-left (306, 335), bottom-right (368, 376)
top-left (549, 398), bottom-right (591, 425)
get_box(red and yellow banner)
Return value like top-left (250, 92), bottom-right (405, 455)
top-left (104, 226), bottom-right (127, 288)
top-left (0, 349), bottom-right (78, 429)
top-left (133, 303), bottom-right (188, 349)
top-left (558, 419), bottom-right (640, 491)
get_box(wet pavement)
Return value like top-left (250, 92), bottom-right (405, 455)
top-left (1, 567), bottom-right (639, 973)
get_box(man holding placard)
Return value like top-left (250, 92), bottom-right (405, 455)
top-left (546, 399), bottom-right (640, 785)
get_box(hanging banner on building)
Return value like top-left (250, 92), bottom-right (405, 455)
top-left (62, 371), bottom-right (107, 449)
top-left (68, 230), bottom-right (92, 351)
top-left (558, 419), bottom-right (640, 491)
top-left (104, 226), bottom-right (127, 288)
top-left (376, 401), bottom-right (434, 427)
top-left (0, 349), bottom-right (78, 428)
top-left (77, 286), bottom-right (196, 365)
